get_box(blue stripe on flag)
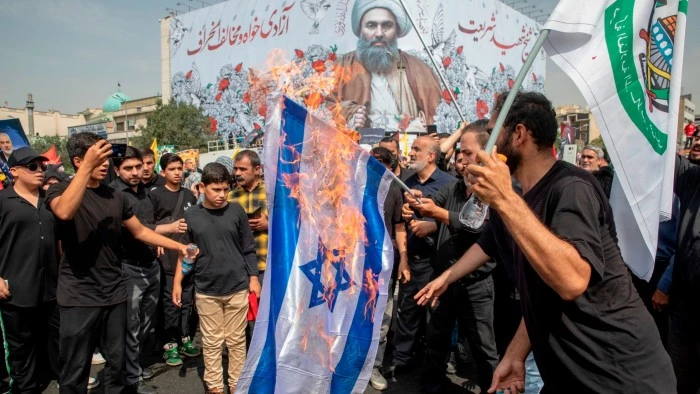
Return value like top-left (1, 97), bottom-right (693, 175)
top-left (250, 98), bottom-right (307, 393)
top-left (330, 157), bottom-right (387, 393)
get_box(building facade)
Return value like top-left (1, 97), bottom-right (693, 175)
top-left (0, 104), bottom-right (90, 137)
top-left (555, 104), bottom-right (601, 148)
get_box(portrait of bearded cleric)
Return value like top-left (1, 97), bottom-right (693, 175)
top-left (329, 0), bottom-right (442, 132)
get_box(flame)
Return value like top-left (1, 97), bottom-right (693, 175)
top-left (362, 269), bottom-right (380, 322)
top-left (259, 46), bottom-right (389, 375)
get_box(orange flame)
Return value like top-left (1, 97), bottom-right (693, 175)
top-left (362, 269), bottom-right (380, 322)
top-left (261, 46), bottom-right (387, 375)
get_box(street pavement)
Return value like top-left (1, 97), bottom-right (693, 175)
top-left (40, 333), bottom-right (480, 394)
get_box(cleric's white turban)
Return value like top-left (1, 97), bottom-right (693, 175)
top-left (351, 0), bottom-right (412, 38)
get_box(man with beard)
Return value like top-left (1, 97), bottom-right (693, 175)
top-left (404, 122), bottom-right (498, 393)
top-left (0, 132), bottom-right (13, 163)
top-left (110, 147), bottom-right (191, 394)
top-left (330, 0), bottom-right (442, 131)
top-left (0, 133), bottom-right (14, 189)
top-left (415, 92), bottom-right (675, 393)
top-left (379, 136), bottom-right (414, 182)
top-left (686, 127), bottom-right (700, 165)
top-left (228, 151), bottom-right (267, 347)
top-left (389, 136), bottom-right (453, 377)
top-left (140, 148), bottom-right (166, 190)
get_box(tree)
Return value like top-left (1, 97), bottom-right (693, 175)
top-left (589, 136), bottom-right (606, 151)
top-left (132, 101), bottom-right (212, 150)
top-left (30, 135), bottom-right (73, 174)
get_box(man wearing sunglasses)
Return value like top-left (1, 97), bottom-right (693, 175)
top-left (0, 147), bottom-right (60, 393)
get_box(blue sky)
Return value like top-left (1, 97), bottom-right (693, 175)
top-left (1, 0), bottom-right (698, 114)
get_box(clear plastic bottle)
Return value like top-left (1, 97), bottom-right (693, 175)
top-left (459, 193), bottom-right (489, 229)
top-left (181, 244), bottom-right (198, 275)
top-left (459, 153), bottom-right (507, 230)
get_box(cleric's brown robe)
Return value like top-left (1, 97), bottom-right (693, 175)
top-left (329, 50), bottom-right (442, 129)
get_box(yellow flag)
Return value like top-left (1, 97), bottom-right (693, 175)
top-left (150, 138), bottom-right (158, 168)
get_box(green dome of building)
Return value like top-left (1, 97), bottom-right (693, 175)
top-left (103, 91), bottom-right (130, 112)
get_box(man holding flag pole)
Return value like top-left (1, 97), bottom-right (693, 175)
top-left (415, 0), bottom-right (685, 391)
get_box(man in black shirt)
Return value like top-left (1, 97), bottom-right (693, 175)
top-left (149, 153), bottom-right (199, 367)
top-left (140, 148), bottom-right (166, 189)
top-left (389, 136), bottom-right (454, 375)
top-left (109, 147), bottom-right (188, 394)
top-left (405, 123), bottom-right (498, 393)
top-left (173, 163), bottom-right (259, 394)
top-left (368, 147), bottom-right (408, 390)
top-left (46, 132), bottom-right (197, 394)
top-left (669, 154), bottom-right (700, 394)
top-left (379, 137), bottom-right (414, 183)
top-left (0, 147), bottom-right (59, 392)
top-left (416, 92), bottom-right (674, 393)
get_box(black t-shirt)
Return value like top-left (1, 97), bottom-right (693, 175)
top-left (430, 180), bottom-right (494, 283)
top-left (383, 181), bottom-right (403, 239)
top-left (477, 161), bottom-right (673, 393)
top-left (181, 203), bottom-right (258, 296)
top-left (46, 181), bottom-right (134, 307)
top-left (0, 189), bottom-right (58, 307)
top-left (149, 186), bottom-right (197, 272)
top-left (109, 178), bottom-right (157, 266)
top-left (143, 174), bottom-right (167, 190)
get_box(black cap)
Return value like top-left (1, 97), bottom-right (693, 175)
top-left (7, 147), bottom-right (48, 168)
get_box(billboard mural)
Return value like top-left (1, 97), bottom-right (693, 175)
top-left (169, 0), bottom-right (545, 138)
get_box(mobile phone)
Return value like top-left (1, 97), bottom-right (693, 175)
top-left (111, 143), bottom-right (127, 158)
top-left (247, 206), bottom-right (263, 219)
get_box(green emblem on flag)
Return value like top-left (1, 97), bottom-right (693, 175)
top-left (605, 0), bottom-right (681, 155)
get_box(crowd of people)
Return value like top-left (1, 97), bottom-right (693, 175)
top-left (0, 90), bottom-right (698, 394)
top-left (0, 132), bottom-right (267, 394)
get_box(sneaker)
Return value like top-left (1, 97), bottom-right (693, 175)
top-left (163, 343), bottom-right (183, 366)
top-left (127, 380), bottom-right (156, 394)
top-left (446, 350), bottom-right (457, 375)
top-left (141, 367), bottom-right (155, 381)
top-left (91, 352), bottom-right (106, 365)
top-left (88, 377), bottom-right (100, 390)
top-left (370, 367), bottom-right (388, 390)
top-left (179, 337), bottom-right (201, 358)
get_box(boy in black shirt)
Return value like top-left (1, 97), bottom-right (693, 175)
top-left (173, 163), bottom-right (259, 394)
top-left (149, 153), bottom-right (199, 366)
top-left (0, 147), bottom-right (59, 392)
top-left (46, 132), bottom-right (197, 394)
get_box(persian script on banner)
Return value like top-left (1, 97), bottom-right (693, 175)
top-left (544, 0), bottom-right (687, 280)
top-left (164, 0), bottom-right (546, 139)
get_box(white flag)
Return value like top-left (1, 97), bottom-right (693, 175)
top-left (544, 0), bottom-right (687, 280)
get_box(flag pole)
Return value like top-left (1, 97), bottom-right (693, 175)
top-left (397, 0), bottom-right (467, 125)
top-left (484, 29), bottom-right (551, 152)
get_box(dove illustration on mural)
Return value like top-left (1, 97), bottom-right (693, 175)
top-left (429, 4), bottom-right (457, 61)
top-left (301, 0), bottom-right (332, 35)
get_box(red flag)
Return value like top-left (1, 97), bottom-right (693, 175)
top-left (41, 145), bottom-right (61, 165)
top-left (247, 292), bottom-right (259, 321)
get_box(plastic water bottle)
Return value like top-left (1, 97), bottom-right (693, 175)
top-left (181, 244), bottom-right (197, 275)
top-left (459, 193), bottom-right (489, 229)
top-left (459, 153), bottom-right (508, 230)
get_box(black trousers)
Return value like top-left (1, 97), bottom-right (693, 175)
top-left (0, 301), bottom-right (60, 393)
top-left (59, 303), bottom-right (126, 394)
top-left (162, 271), bottom-right (196, 345)
top-left (630, 259), bottom-right (670, 344)
top-left (392, 258), bottom-right (433, 367)
top-left (422, 276), bottom-right (499, 393)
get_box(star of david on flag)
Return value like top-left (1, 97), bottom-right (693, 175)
top-left (236, 95), bottom-right (395, 394)
top-left (300, 240), bottom-right (353, 312)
